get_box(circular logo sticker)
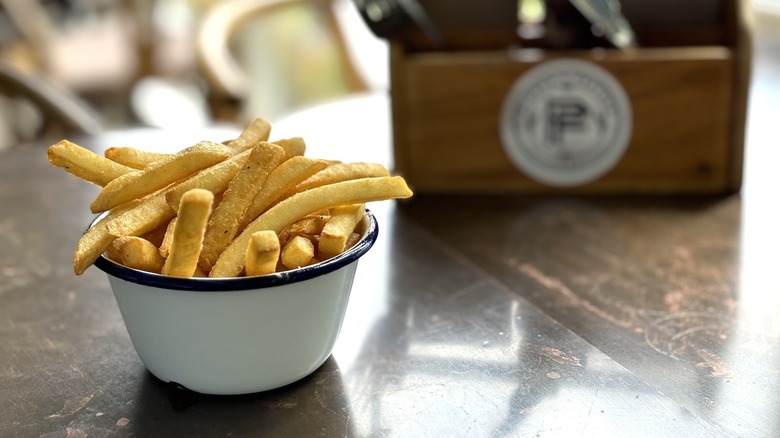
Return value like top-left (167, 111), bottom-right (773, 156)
top-left (499, 59), bottom-right (632, 187)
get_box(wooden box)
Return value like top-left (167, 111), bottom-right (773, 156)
top-left (389, 0), bottom-right (752, 194)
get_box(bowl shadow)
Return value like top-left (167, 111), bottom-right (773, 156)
top-left (126, 356), bottom-right (355, 436)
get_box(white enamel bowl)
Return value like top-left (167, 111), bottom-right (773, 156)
top-left (92, 210), bottom-right (378, 395)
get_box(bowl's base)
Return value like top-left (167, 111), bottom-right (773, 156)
top-left (143, 352), bottom-right (333, 396)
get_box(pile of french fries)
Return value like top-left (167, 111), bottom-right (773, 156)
top-left (47, 118), bottom-right (413, 278)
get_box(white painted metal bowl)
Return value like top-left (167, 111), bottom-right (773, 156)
top-left (92, 211), bottom-right (378, 395)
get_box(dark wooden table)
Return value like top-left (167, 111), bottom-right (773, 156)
top-left (3, 16), bottom-right (780, 438)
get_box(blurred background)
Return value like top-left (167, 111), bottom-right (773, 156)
top-left (0, 0), bottom-right (389, 148)
top-left (0, 0), bottom-right (777, 149)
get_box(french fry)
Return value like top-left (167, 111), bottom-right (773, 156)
top-left (140, 220), bottom-right (170, 247)
top-left (344, 232), bottom-right (362, 249)
top-left (245, 230), bottom-right (280, 276)
top-left (107, 150), bottom-right (250, 239)
top-left (90, 141), bottom-right (231, 213)
top-left (289, 214), bottom-right (330, 234)
top-left (52, 115), bottom-right (414, 279)
top-left (237, 156), bottom-right (328, 233)
top-left (280, 235), bottom-right (315, 269)
top-left (278, 214), bottom-right (330, 246)
top-left (48, 140), bottom-right (134, 186)
top-left (162, 189), bottom-right (214, 277)
top-left (105, 146), bottom-right (170, 169)
top-left (158, 217), bottom-right (177, 258)
top-left (107, 165), bottom-right (225, 243)
top-left (210, 176), bottom-right (413, 277)
top-left (73, 200), bottom-right (141, 275)
top-left (193, 267), bottom-right (209, 277)
top-left (165, 149), bottom-right (252, 211)
top-left (198, 143), bottom-right (285, 271)
top-left (271, 137), bottom-right (306, 159)
top-left (107, 236), bottom-right (165, 273)
top-left (292, 162), bottom-right (390, 194)
top-left (224, 117), bottom-right (271, 154)
top-left (318, 204), bottom-right (366, 255)
top-left (106, 191), bottom-right (176, 238)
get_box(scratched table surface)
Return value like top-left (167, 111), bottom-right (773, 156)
top-left (3, 14), bottom-right (780, 438)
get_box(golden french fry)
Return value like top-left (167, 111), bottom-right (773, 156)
top-left (278, 214), bottom-right (329, 246)
top-left (237, 156), bottom-right (328, 233)
top-left (280, 235), bottom-right (315, 270)
top-left (107, 236), bottom-right (166, 273)
top-left (107, 150), bottom-right (250, 239)
top-left (199, 143), bottom-right (285, 271)
top-left (106, 191), bottom-right (176, 238)
top-left (165, 149), bottom-right (252, 211)
top-left (245, 230), bottom-right (280, 276)
top-left (48, 140), bottom-right (134, 186)
top-left (162, 189), bottom-right (214, 277)
top-left (293, 162), bottom-right (390, 194)
top-left (193, 267), bottom-right (208, 277)
top-left (210, 176), bottom-right (413, 277)
top-left (90, 141), bottom-right (230, 213)
top-left (105, 146), bottom-right (170, 169)
top-left (318, 204), bottom-right (366, 255)
top-left (290, 214), bottom-right (330, 234)
top-left (344, 232), bottom-right (362, 249)
top-left (53, 114), bottom-right (415, 279)
top-left (140, 219), bottom-right (170, 247)
top-left (271, 137), bottom-right (306, 159)
top-left (225, 117), bottom-right (271, 154)
top-left (158, 217), bottom-right (177, 258)
top-left (73, 200), bottom-right (141, 275)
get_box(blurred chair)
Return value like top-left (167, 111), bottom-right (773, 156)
top-left (196, 0), bottom-right (373, 123)
top-left (0, 60), bottom-right (101, 148)
top-left (0, 0), bottom-right (177, 128)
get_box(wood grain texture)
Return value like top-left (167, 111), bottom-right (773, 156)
top-left (390, 0), bottom-right (751, 195)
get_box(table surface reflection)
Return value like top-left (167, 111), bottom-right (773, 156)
top-left (3, 18), bottom-right (780, 438)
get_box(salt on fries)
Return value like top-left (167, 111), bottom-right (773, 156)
top-left (48, 119), bottom-right (413, 278)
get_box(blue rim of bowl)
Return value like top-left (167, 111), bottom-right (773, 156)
top-left (91, 209), bottom-right (379, 291)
